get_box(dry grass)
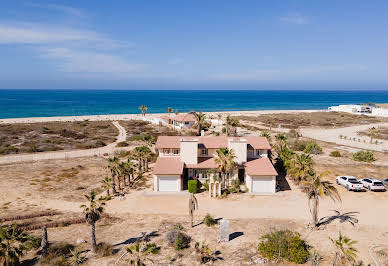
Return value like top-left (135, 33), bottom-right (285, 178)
top-left (235, 112), bottom-right (386, 129)
top-left (0, 121), bottom-right (117, 155)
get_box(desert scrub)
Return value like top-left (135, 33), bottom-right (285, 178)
top-left (330, 151), bottom-right (342, 157)
top-left (303, 142), bottom-right (323, 155)
top-left (96, 242), bottom-right (114, 257)
top-left (165, 230), bottom-right (191, 251)
top-left (116, 141), bottom-right (129, 147)
top-left (352, 150), bottom-right (374, 162)
top-left (203, 214), bottom-right (217, 227)
top-left (257, 230), bottom-right (309, 264)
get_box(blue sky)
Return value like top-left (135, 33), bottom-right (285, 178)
top-left (1, 1), bottom-right (388, 90)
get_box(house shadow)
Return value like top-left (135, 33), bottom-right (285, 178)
top-left (229, 231), bottom-right (244, 241)
top-left (318, 210), bottom-right (359, 227)
top-left (276, 171), bottom-right (291, 191)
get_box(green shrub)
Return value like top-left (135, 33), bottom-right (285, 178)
top-left (329, 151), bottom-right (341, 157)
top-left (353, 150), bottom-right (374, 162)
top-left (165, 230), bottom-right (191, 250)
top-left (203, 214), bottom-right (217, 227)
top-left (303, 142), bottom-right (323, 154)
top-left (291, 140), bottom-right (308, 151)
top-left (257, 230), bottom-right (309, 264)
top-left (188, 180), bottom-right (198, 193)
top-left (203, 181), bottom-right (209, 191)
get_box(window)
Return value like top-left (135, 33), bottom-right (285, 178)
top-left (173, 149), bottom-right (180, 155)
top-left (163, 149), bottom-right (170, 154)
top-left (201, 149), bottom-right (208, 155)
top-left (185, 121), bottom-right (190, 125)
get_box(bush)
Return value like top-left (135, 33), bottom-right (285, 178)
top-left (96, 242), bottom-right (114, 257)
top-left (329, 151), bottom-right (341, 157)
top-left (203, 181), bottom-right (209, 191)
top-left (291, 140), bottom-right (308, 151)
top-left (188, 180), bottom-right (198, 193)
top-left (38, 242), bottom-right (75, 266)
top-left (353, 150), bottom-right (374, 162)
top-left (303, 142), bottom-right (323, 155)
top-left (257, 230), bottom-right (309, 264)
top-left (165, 230), bottom-right (191, 250)
top-left (203, 214), bottom-right (217, 227)
top-left (116, 141), bottom-right (129, 147)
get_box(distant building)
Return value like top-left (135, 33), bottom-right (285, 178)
top-left (328, 104), bottom-right (388, 117)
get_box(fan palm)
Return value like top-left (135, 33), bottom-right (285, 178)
top-left (190, 111), bottom-right (209, 136)
top-left (260, 130), bottom-right (271, 142)
top-left (330, 232), bottom-right (358, 265)
top-left (138, 105), bottom-right (148, 117)
top-left (80, 191), bottom-right (106, 253)
top-left (285, 153), bottom-right (314, 183)
top-left (100, 176), bottom-right (113, 196)
top-left (126, 241), bottom-right (160, 265)
top-left (167, 107), bottom-right (173, 116)
top-left (0, 223), bottom-right (29, 266)
top-left (302, 171), bottom-right (341, 227)
top-left (368, 126), bottom-right (379, 144)
top-left (214, 147), bottom-right (236, 188)
top-left (107, 156), bottom-right (120, 193)
top-left (226, 115), bottom-right (239, 136)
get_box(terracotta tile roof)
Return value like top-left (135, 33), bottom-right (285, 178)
top-left (244, 158), bottom-right (278, 176)
top-left (155, 136), bottom-right (271, 150)
top-left (153, 157), bottom-right (184, 175)
top-left (186, 157), bottom-right (218, 169)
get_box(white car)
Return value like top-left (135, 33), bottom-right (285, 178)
top-left (360, 178), bottom-right (386, 192)
top-left (336, 176), bottom-right (364, 191)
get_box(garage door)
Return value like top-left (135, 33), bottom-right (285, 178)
top-left (158, 176), bottom-right (178, 192)
top-left (252, 177), bottom-right (273, 193)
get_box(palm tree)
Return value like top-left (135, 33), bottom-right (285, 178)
top-left (167, 107), bottom-right (173, 116)
top-left (80, 191), bottom-right (106, 253)
top-left (368, 126), bottom-right (379, 144)
top-left (126, 241), bottom-right (160, 265)
top-left (285, 153), bottom-right (314, 183)
top-left (260, 130), bottom-right (271, 142)
top-left (138, 105), bottom-right (148, 117)
top-left (330, 232), bottom-right (358, 265)
top-left (214, 147), bottom-right (236, 189)
top-left (100, 177), bottom-right (113, 196)
top-left (189, 193), bottom-right (198, 228)
top-left (107, 157), bottom-right (120, 193)
top-left (134, 146), bottom-right (152, 172)
top-left (217, 114), bottom-right (222, 125)
top-left (0, 223), bottom-right (29, 266)
top-left (118, 160), bottom-right (135, 186)
top-left (190, 111), bottom-right (209, 136)
top-left (142, 134), bottom-right (155, 147)
top-left (301, 171), bottom-right (341, 227)
top-left (226, 115), bottom-right (239, 136)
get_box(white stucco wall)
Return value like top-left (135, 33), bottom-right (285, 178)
top-left (180, 139), bottom-right (198, 164)
top-left (228, 139), bottom-right (247, 164)
top-left (246, 174), bottom-right (276, 193)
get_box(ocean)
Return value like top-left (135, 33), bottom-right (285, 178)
top-left (1, 89), bottom-right (388, 119)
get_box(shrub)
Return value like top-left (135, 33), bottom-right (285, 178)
top-left (292, 140), bottom-right (308, 151)
top-left (257, 230), bottom-right (309, 264)
top-left (329, 151), bottom-right (341, 157)
top-left (165, 230), bottom-right (191, 250)
top-left (174, 223), bottom-right (185, 231)
top-left (116, 141), bottom-right (129, 147)
top-left (96, 242), bottom-right (114, 257)
top-left (303, 142), bottom-right (323, 155)
top-left (353, 150), bottom-right (374, 162)
top-left (38, 242), bottom-right (75, 266)
top-left (203, 181), bottom-right (209, 191)
top-left (188, 180), bottom-right (198, 193)
top-left (203, 214), bottom-right (217, 227)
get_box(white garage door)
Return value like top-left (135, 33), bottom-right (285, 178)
top-left (158, 176), bottom-right (178, 192)
top-left (252, 177), bottom-right (273, 193)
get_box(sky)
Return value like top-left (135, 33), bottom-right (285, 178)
top-left (1, 1), bottom-right (388, 90)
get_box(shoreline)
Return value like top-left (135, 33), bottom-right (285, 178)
top-left (0, 109), bottom-right (324, 124)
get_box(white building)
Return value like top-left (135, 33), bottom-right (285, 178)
top-left (152, 136), bottom-right (278, 193)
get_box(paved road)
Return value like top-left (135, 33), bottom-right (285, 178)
top-left (0, 121), bottom-right (127, 164)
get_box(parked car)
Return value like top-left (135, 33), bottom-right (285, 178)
top-left (360, 178), bottom-right (386, 191)
top-left (382, 178), bottom-right (388, 188)
top-left (336, 176), bottom-right (364, 191)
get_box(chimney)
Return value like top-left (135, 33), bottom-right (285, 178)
top-left (180, 138), bottom-right (198, 164)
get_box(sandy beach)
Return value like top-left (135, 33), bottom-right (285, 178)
top-left (0, 109), bottom-right (323, 124)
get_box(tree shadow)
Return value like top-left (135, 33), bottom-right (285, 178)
top-left (318, 210), bottom-right (359, 227)
top-left (113, 231), bottom-right (159, 247)
top-left (229, 231), bottom-right (244, 241)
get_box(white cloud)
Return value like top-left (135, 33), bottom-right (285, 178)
top-left (40, 47), bottom-right (145, 75)
top-left (26, 3), bottom-right (86, 18)
top-left (0, 23), bottom-right (133, 49)
top-left (279, 13), bottom-right (309, 25)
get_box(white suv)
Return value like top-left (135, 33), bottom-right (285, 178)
top-left (336, 176), bottom-right (364, 191)
top-left (360, 178), bottom-right (386, 192)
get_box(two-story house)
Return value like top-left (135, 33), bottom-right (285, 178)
top-left (152, 136), bottom-right (278, 193)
